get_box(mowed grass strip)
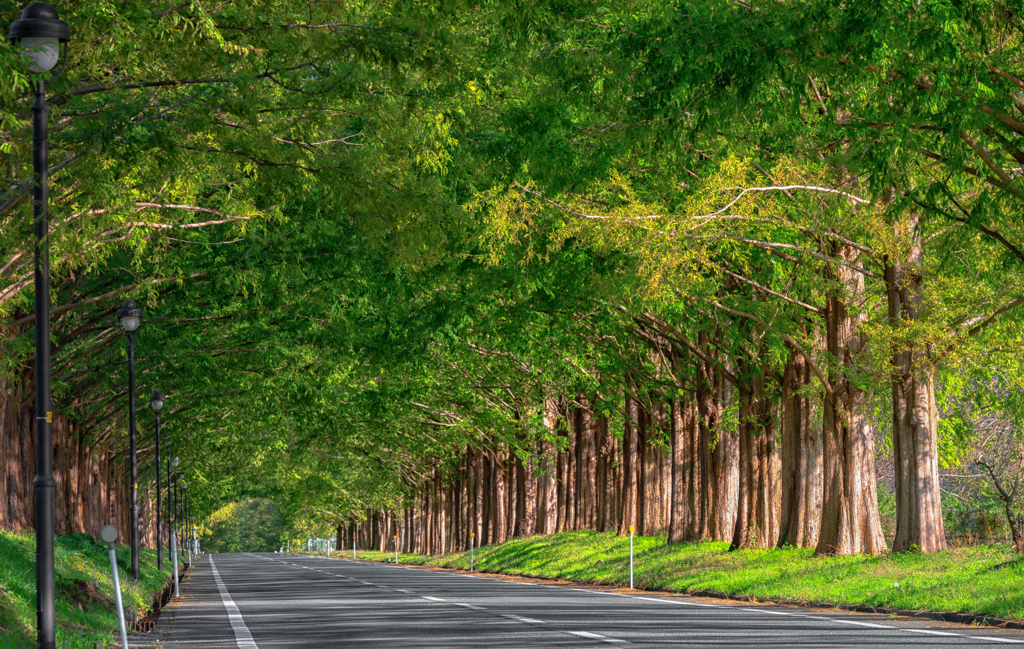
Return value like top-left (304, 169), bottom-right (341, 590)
top-left (0, 530), bottom-right (174, 648)
top-left (352, 530), bottom-right (1024, 620)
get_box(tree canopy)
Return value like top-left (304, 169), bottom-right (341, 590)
top-left (3, 0), bottom-right (1024, 554)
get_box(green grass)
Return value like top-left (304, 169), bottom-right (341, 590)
top-left (347, 531), bottom-right (1024, 621)
top-left (0, 530), bottom-right (175, 648)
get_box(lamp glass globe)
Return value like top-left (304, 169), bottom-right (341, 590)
top-left (19, 36), bottom-right (59, 73)
top-left (120, 314), bottom-right (140, 332)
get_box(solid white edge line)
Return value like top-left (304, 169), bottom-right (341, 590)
top-left (210, 556), bottom-right (258, 649)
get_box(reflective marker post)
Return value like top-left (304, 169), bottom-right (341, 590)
top-left (393, 535), bottom-right (398, 563)
top-left (470, 532), bottom-right (475, 571)
top-left (629, 525), bottom-right (634, 590)
top-left (171, 530), bottom-right (179, 597)
top-left (353, 535), bottom-right (357, 559)
top-left (100, 525), bottom-right (129, 649)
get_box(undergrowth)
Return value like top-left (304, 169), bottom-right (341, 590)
top-left (0, 530), bottom-right (174, 648)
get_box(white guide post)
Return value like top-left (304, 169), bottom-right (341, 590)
top-left (171, 530), bottom-right (179, 597)
top-left (100, 525), bottom-right (129, 649)
top-left (629, 525), bottom-right (634, 590)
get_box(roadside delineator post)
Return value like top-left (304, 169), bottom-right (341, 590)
top-left (171, 527), bottom-right (179, 596)
top-left (100, 525), bottom-right (129, 649)
top-left (393, 535), bottom-right (398, 563)
top-left (629, 525), bottom-right (634, 590)
top-left (470, 532), bottom-right (475, 571)
top-left (353, 534), bottom-right (357, 560)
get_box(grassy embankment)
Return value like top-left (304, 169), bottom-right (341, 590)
top-left (348, 530), bottom-right (1024, 621)
top-left (0, 530), bottom-right (175, 648)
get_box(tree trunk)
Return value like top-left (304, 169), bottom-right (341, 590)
top-left (816, 243), bottom-right (887, 556)
top-left (619, 392), bottom-right (640, 535)
top-left (778, 349), bottom-right (822, 548)
top-left (886, 219), bottom-right (946, 552)
top-left (514, 449), bottom-right (527, 537)
top-left (596, 414), bottom-right (610, 532)
top-left (535, 423), bottom-right (556, 535)
top-left (481, 451), bottom-right (492, 546)
top-left (698, 345), bottom-right (737, 542)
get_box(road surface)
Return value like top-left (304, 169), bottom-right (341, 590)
top-left (146, 551), bottom-right (1024, 647)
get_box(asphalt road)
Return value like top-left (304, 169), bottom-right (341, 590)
top-left (147, 552), bottom-right (1024, 648)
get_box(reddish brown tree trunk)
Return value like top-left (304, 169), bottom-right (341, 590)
top-left (619, 393), bottom-right (640, 535)
top-left (778, 349), bottom-right (822, 548)
top-left (886, 217), bottom-right (946, 553)
top-left (816, 244), bottom-right (886, 556)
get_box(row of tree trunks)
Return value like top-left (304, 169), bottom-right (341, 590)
top-left (388, 286), bottom-right (946, 559)
top-left (1, 374), bottom-right (162, 546)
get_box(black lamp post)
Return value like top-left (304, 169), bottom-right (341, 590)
top-left (116, 299), bottom-right (143, 581)
top-left (179, 481), bottom-right (187, 558)
top-left (8, 5), bottom-right (70, 648)
top-left (182, 485), bottom-right (189, 560)
top-left (150, 390), bottom-right (164, 570)
top-left (170, 457), bottom-right (179, 553)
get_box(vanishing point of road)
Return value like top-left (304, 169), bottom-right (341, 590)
top-left (142, 552), bottom-right (1024, 647)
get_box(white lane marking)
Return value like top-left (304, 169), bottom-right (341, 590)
top-left (568, 630), bottom-right (630, 645)
top-left (209, 556), bottom-right (258, 649)
top-left (421, 596), bottom-right (445, 602)
top-left (268, 554), bottom-right (1024, 646)
top-left (454, 603), bottom-right (486, 610)
top-left (502, 614), bottom-right (544, 624)
top-left (827, 619), bottom-right (897, 630)
top-left (608, 591), bottom-right (1024, 644)
top-left (441, 570), bottom-right (1024, 645)
top-left (904, 629), bottom-right (967, 637)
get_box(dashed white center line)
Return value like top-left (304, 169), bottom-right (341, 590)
top-left (421, 596), bottom-right (445, 602)
top-left (454, 603), bottom-right (486, 610)
top-left (568, 630), bottom-right (630, 645)
top-left (502, 614), bottom-right (544, 624)
top-left (396, 589), bottom-right (413, 594)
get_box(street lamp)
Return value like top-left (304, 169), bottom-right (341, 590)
top-left (150, 390), bottom-right (164, 571)
top-left (8, 5), bottom-right (70, 648)
top-left (116, 299), bottom-right (143, 581)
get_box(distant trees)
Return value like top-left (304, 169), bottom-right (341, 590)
top-left (203, 499), bottom-right (284, 554)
